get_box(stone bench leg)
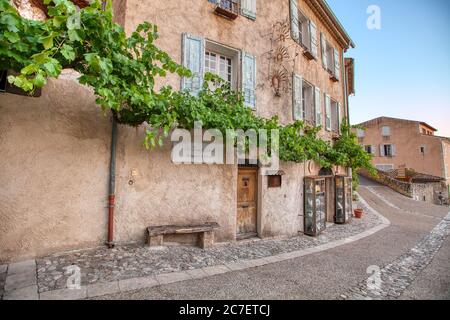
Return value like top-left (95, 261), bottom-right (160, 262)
top-left (148, 235), bottom-right (164, 247)
top-left (199, 231), bottom-right (214, 249)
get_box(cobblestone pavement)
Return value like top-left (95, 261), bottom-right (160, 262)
top-left (36, 202), bottom-right (382, 293)
top-left (91, 177), bottom-right (449, 300)
top-left (340, 211), bottom-right (450, 300)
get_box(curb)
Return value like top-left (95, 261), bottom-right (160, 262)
top-left (4, 193), bottom-right (391, 300)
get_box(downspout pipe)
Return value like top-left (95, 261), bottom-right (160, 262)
top-left (106, 116), bottom-right (117, 248)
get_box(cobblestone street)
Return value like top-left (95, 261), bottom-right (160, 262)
top-left (2, 176), bottom-right (449, 300)
top-left (36, 199), bottom-right (382, 293)
top-left (91, 176), bottom-right (450, 300)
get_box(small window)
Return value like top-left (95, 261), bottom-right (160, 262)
top-left (356, 129), bottom-right (365, 138)
top-left (268, 175), bottom-right (282, 188)
top-left (384, 144), bottom-right (393, 157)
top-left (420, 146), bottom-right (426, 154)
top-left (381, 126), bottom-right (391, 137)
top-left (365, 145), bottom-right (372, 154)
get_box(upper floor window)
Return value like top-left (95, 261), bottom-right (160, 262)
top-left (289, 0), bottom-right (318, 60)
top-left (181, 34), bottom-right (256, 109)
top-left (365, 145), bottom-right (374, 154)
top-left (380, 144), bottom-right (396, 157)
top-left (205, 51), bottom-right (232, 85)
top-left (292, 74), bottom-right (321, 126)
top-left (320, 33), bottom-right (340, 81)
top-left (356, 129), bottom-right (365, 138)
top-left (209, 0), bottom-right (257, 20)
top-left (381, 125), bottom-right (391, 137)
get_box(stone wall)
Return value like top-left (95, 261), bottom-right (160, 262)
top-left (359, 169), bottom-right (412, 198)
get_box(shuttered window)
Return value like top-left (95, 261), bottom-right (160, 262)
top-left (309, 20), bottom-right (318, 59)
top-left (241, 0), bottom-right (257, 20)
top-left (290, 0), bottom-right (300, 43)
top-left (181, 33), bottom-right (205, 95)
top-left (242, 52), bottom-right (257, 109)
top-left (337, 102), bottom-right (342, 133)
top-left (325, 94), bottom-right (331, 131)
top-left (292, 73), bottom-right (303, 121)
top-left (314, 87), bottom-right (321, 127)
top-left (320, 33), bottom-right (327, 70)
top-left (333, 48), bottom-right (340, 81)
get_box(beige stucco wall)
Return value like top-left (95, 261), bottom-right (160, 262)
top-left (114, 128), bottom-right (238, 243)
top-left (359, 118), bottom-right (446, 179)
top-left (0, 70), bottom-right (111, 262)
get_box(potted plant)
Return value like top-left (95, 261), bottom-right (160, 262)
top-left (354, 207), bottom-right (363, 219)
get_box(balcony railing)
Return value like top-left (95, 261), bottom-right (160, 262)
top-left (214, 0), bottom-right (240, 20)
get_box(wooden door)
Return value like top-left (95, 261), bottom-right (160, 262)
top-left (237, 167), bottom-right (258, 239)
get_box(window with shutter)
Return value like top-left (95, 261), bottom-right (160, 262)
top-left (242, 52), bottom-right (257, 109)
top-left (320, 33), bottom-right (327, 70)
top-left (333, 48), bottom-right (340, 81)
top-left (314, 87), bottom-right (321, 127)
top-left (290, 0), bottom-right (300, 43)
top-left (337, 102), bottom-right (341, 133)
top-left (292, 73), bottom-right (303, 121)
top-left (309, 20), bottom-right (318, 59)
top-left (372, 145), bottom-right (376, 155)
top-left (380, 145), bottom-right (385, 157)
top-left (181, 33), bottom-right (205, 95)
top-left (325, 94), bottom-right (331, 131)
top-left (241, 0), bottom-right (257, 20)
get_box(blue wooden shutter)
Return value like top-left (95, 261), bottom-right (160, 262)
top-left (314, 86), bottom-right (321, 126)
top-left (337, 102), bottom-right (342, 133)
top-left (241, 0), bottom-right (257, 20)
top-left (292, 73), bottom-right (303, 121)
top-left (290, 0), bottom-right (300, 43)
top-left (325, 94), bottom-right (331, 131)
top-left (181, 33), bottom-right (204, 95)
top-left (309, 20), bottom-right (318, 59)
top-left (380, 145), bottom-right (385, 157)
top-left (242, 52), bottom-right (257, 109)
top-left (320, 33), bottom-right (327, 70)
top-left (333, 48), bottom-right (340, 80)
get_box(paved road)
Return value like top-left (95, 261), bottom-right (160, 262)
top-left (94, 176), bottom-right (450, 300)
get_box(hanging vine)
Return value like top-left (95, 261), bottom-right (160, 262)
top-left (0, 0), bottom-right (375, 176)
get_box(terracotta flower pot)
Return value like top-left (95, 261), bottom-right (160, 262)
top-left (354, 209), bottom-right (363, 219)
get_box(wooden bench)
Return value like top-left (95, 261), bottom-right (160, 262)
top-left (147, 223), bottom-right (220, 249)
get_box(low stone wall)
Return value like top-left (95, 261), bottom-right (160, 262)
top-left (358, 169), bottom-right (413, 198)
top-left (359, 169), bottom-right (449, 206)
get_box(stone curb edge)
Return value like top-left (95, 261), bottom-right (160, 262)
top-left (10, 193), bottom-right (391, 300)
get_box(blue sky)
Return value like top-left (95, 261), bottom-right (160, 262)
top-left (327, 0), bottom-right (450, 136)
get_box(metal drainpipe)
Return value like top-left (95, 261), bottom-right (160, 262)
top-left (106, 116), bottom-right (117, 248)
top-left (342, 53), bottom-right (351, 178)
top-left (100, 0), bottom-right (116, 249)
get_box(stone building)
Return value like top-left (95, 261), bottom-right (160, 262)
top-left (0, 0), bottom-right (356, 262)
top-left (356, 117), bottom-right (450, 194)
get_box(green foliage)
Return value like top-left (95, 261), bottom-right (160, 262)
top-left (0, 0), bottom-right (375, 175)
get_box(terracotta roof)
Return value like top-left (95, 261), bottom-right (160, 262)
top-left (356, 117), bottom-right (438, 132)
top-left (392, 169), bottom-right (445, 183)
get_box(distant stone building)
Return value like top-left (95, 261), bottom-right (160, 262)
top-left (356, 117), bottom-right (450, 195)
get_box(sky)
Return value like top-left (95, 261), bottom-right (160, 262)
top-left (327, 0), bottom-right (450, 136)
